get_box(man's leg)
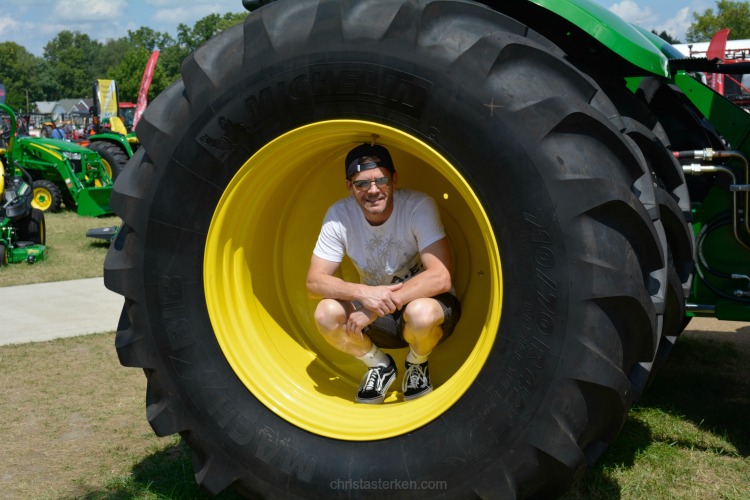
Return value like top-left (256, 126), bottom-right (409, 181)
top-left (401, 297), bottom-right (446, 401)
top-left (402, 297), bottom-right (445, 354)
top-left (313, 298), bottom-right (372, 356)
top-left (314, 299), bottom-right (397, 404)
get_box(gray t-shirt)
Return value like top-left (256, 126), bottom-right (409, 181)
top-left (313, 189), bottom-right (446, 286)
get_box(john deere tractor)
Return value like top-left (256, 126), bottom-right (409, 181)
top-left (0, 104), bottom-right (47, 265)
top-left (103, 0), bottom-right (750, 497)
top-left (85, 79), bottom-right (139, 179)
top-left (1, 104), bottom-right (113, 217)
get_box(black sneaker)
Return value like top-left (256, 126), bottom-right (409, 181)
top-left (402, 361), bottom-right (432, 400)
top-left (355, 355), bottom-right (397, 404)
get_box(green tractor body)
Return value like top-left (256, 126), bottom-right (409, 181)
top-left (3, 131), bottom-right (112, 217)
top-left (489, 0), bottom-right (750, 322)
top-left (0, 104), bottom-right (47, 264)
top-left (0, 182), bottom-right (48, 264)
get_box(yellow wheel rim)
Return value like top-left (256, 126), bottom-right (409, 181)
top-left (205, 120), bottom-right (502, 441)
top-left (33, 188), bottom-right (52, 211)
top-left (93, 158), bottom-right (113, 187)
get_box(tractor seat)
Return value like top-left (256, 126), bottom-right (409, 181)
top-left (16, 241), bottom-right (34, 248)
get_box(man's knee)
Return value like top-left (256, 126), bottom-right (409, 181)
top-left (314, 299), bottom-right (346, 333)
top-left (403, 298), bottom-right (444, 331)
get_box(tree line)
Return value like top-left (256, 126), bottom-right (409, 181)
top-left (0, 12), bottom-right (247, 113)
top-left (2, 1), bottom-right (750, 113)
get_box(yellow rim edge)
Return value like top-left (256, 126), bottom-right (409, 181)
top-left (205, 120), bottom-right (501, 441)
top-left (33, 188), bottom-right (51, 211)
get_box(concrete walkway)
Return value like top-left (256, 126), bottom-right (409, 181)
top-left (0, 277), bottom-right (123, 346)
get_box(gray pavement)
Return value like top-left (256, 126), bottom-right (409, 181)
top-left (0, 277), bottom-right (123, 346)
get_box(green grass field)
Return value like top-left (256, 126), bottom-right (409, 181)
top-left (0, 210), bottom-right (118, 287)
top-left (0, 209), bottom-right (748, 498)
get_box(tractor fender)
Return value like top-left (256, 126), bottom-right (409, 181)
top-left (480, 0), bottom-right (670, 78)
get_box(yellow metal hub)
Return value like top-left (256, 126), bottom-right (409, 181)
top-left (32, 188), bottom-right (52, 211)
top-left (205, 120), bottom-right (501, 441)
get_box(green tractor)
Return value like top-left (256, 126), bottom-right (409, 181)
top-left (1, 105), bottom-right (113, 217)
top-left (85, 79), bottom-right (139, 179)
top-left (0, 104), bottom-right (47, 265)
top-left (102, 0), bottom-right (750, 497)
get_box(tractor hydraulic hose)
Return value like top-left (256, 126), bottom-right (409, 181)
top-left (677, 149), bottom-right (750, 240)
top-left (682, 163), bottom-right (750, 251)
top-left (14, 161), bottom-right (34, 185)
top-left (696, 216), bottom-right (733, 280)
top-left (695, 214), bottom-right (750, 303)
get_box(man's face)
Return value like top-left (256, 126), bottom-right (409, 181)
top-left (346, 166), bottom-right (397, 224)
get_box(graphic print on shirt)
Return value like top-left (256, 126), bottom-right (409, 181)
top-left (360, 233), bottom-right (423, 285)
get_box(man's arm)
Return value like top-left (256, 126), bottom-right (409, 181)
top-left (393, 236), bottom-right (453, 305)
top-left (306, 255), bottom-right (356, 300)
top-left (306, 255), bottom-right (403, 316)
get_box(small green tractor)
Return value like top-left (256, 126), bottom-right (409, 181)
top-left (85, 79), bottom-right (140, 179)
top-left (1, 104), bottom-right (113, 217)
top-left (0, 105), bottom-right (47, 265)
top-left (103, 0), bottom-right (750, 497)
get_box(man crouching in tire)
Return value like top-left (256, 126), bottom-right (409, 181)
top-left (306, 144), bottom-right (461, 404)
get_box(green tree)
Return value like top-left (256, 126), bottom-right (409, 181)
top-left (176, 12), bottom-right (247, 53)
top-left (0, 42), bottom-right (45, 112)
top-left (156, 44), bottom-right (189, 88)
top-left (653, 30), bottom-right (681, 45)
top-left (127, 26), bottom-right (175, 52)
top-left (43, 31), bottom-right (102, 98)
top-left (108, 46), bottom-right (170, 102)
top-left (687, 0), bottom-right (750, 42)
top-left (94, 38), bottom-right (132, 79)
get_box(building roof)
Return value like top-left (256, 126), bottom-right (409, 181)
top-left (34, 101), bottom-right (57, 114)
top-left (32, 98), bottom-right (92, 116)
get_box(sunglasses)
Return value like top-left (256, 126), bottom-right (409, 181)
top-left (351, 176), bottom-right (392, 190)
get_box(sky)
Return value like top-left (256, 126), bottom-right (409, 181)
top-left (0, 0), bottom-right (248, 56)
top-left (0, 0), bottom-right (720, 57)
top-left (594, 0), bottom-right (715, 42)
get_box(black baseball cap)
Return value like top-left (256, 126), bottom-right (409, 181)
top-left (345, 144), bottom-right (395, 178)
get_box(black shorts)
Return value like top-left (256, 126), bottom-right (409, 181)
top-left (364, 293), bottom-right (461, 349)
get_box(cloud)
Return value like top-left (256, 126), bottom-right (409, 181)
top-left (51, 0), bottom-right (127, 22)
top-left (653, 7), bottom-right (692, 41)
top-left (0, 17), bottom-right (20, 36)
top-left (152, 2), bottom-right (243, 24)
top-left (609, 0), bottom-right (658, 26)
top-left (606, 0), bottom-right (714, 41)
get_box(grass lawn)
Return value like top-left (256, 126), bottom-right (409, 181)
top-left (0, 209), bottom-right (747, 498)
top-left (0, 210), bottom-right (118, 287)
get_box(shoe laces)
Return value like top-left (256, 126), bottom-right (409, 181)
top-left (403, 363), bottom-right (428, 391)
top-left (364, 365), bottom-right (389, 392)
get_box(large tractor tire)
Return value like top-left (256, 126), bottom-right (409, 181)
top-left (31, 179), bottom-right (62, 213)
top-left (589, 77), bottom-right (696, 378)
top-left (104, 1), bottom-right (668, 497)
top-left (87, 140), bottom-right (129, 180)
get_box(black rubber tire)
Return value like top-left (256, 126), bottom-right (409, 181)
top-left (634, 79), bottom-right (729, 337)
top-left (104, 1), bottom-right (667, 497)
top-left (591, 75), bottom-right (695, 295)
top-left (31, 179), bottom-right (62, 213)
top-left (635, 79), bottom-right (726, 207)
top-left (87, 140), bottom-right (129, 180)
top-left (0, 243), bottom-right (7, 266)
top-left (18, 208), bottom-right (46, 245)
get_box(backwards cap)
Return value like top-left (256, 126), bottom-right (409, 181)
top-left (345, 144), bottom-right (395, 178)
